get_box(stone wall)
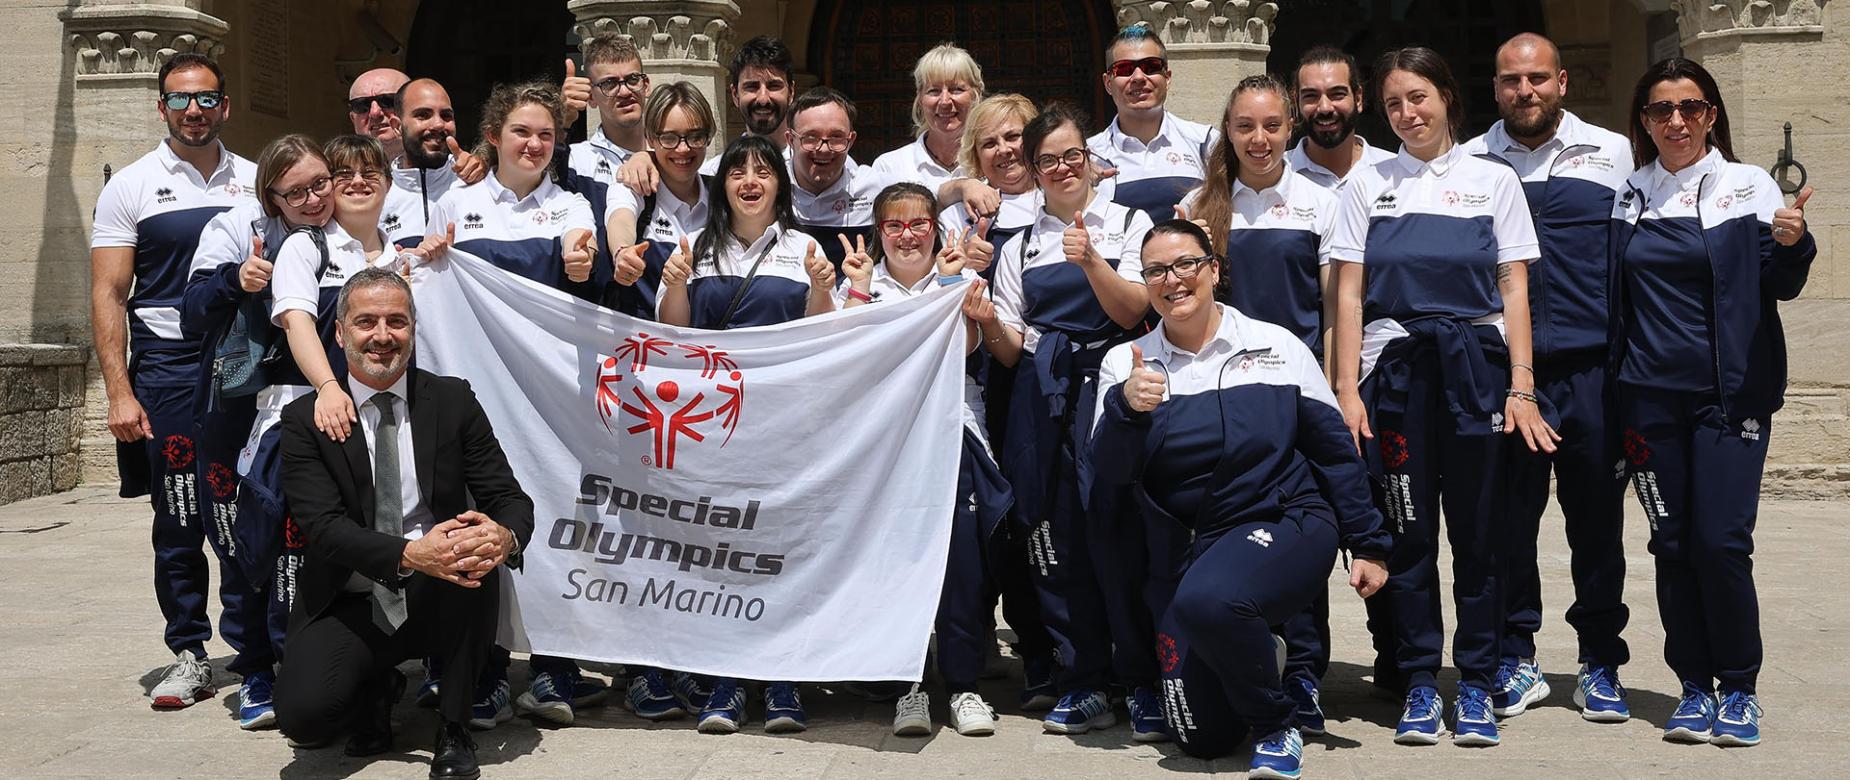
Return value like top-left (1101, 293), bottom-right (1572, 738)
top-left (0, 345), bottom-right (87, 505)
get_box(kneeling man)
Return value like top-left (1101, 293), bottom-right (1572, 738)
top-left (274, 268), bottom-right (532, 780)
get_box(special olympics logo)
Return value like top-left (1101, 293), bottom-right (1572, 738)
top-left (162, 435), bottom-right (195, 470)
top-left (1378, 429), bottom-right (1410, 469)
top-left (205, 462), bottom-right (238, 501)
top-left (1156, 632), bottom-right (1180, 673)
top-left (594, 332), bottom-right (745, 470)
top-left (1442, 190), bottom-right (1460, 207)
top-left (1622, 428), bottom-right (1651, 466)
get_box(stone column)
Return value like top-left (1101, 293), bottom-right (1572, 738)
top-left (1113, 1), bottom-right (1276, 127)
top-left (569, 0), bottom-right (740, 140)
top-left (59, 2), bottom-right (229, 490)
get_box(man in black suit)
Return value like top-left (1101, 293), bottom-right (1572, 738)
top-left (273, 267), bottom-right (532, 780)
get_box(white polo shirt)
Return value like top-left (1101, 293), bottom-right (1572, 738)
top-left (1180, 167), bottom-right (1339, 351)
top-left (269, 220), bottom-right (398, 325)
top-left (1087, 111), bottom-right (1216, 221)
top-left (871, 134), bottom-right (967, 195)
top-left (1286, 136), bottom-right (1396, 194)
top-left (382, 156), bottom-right (463, 247)
top-left (992, 195), bottom-right (1151, 353)
top-left (429, 170), bottom-right (596, 289)
top-left (675, 223), bottom-right (826, 328)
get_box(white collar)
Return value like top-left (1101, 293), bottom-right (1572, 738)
top-left (1393, 141), bottom-right (1467, 178)
top-left (350, 369), bottom-right (411, 416)
top-left (1232, 167), bottom-right (1295, 202)
top-left (1034, 190), bottom-right (1112, 233)
top-left (1486, 110), bottom-right (1594, 156)
top-left (1151, 303), bottom-right (1244, 362)
top-left (589, 128), bottom-right (642, 160)
top-left (726, 222), bottom-right (787, 259)
top-left (322, 219), bottom-right (389, 254)
top-left (157, 139), bottom-right (235, 181)
top-left (1646, 147), bottom-right (1723, 194)
top-left (1106, 111), bottom-right (1179, 153)
top-left (1289, 135), bottom-right (1381, 179)
top-left (872, 260), bottom-right (935, 294)
top-left (905, 134), bottom-right (959, 176)
top-left (485, 169), bottom-right (556, 207)
top-left (391, 156), bottom-right (458, 191)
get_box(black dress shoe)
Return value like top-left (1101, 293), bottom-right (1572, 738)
top-left (430, 721), bottom-right (480, 780)
top-left (345, 670), bottom-right (407, 757)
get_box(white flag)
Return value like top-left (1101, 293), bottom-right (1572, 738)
top-left (413, 251), bottom-right (968, 681)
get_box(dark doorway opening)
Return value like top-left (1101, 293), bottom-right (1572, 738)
top-left (1265, 0), bottom-right (1546, 147)
top-left (405, 1), bottom-right (580, 150)
top-left (808, 0), bottom-right (1118, 164)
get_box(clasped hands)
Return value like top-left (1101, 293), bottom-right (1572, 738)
top-left (399, 510), bottom-right (516, 588)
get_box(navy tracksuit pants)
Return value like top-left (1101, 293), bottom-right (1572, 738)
top-left (1367, 350), bottom-right (1506, 692)
top-left (1503, 357), bottom-right (1630, 668)
top-left (933, 432), bottom-right (1016, 692)
top-left (1160, 509), bottom-right (1338, 758)
top-left (134, 381), bottom-right (270, 676)
top-left (1023, 437), bottom-right (1117, 691)
top-left (1619, 386), bottom-right (1768, 695)
top-left (1091, 488), bottom-right (1191, 690)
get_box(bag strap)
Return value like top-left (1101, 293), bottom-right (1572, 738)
top-left (716, 236), bottom-right (781, 328)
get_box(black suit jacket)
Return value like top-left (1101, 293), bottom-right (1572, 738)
top-left (280, 367), bottom-right (535, 621)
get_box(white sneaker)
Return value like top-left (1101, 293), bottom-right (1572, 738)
top-left (892, 685), bottom-right (931, 736)
top-left (150, 651), bottom-right (215, 709)
top-left (949, 692), bottom-right (997, 736)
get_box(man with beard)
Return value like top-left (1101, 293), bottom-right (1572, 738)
top-left (1460, 32), bottom-right (1635, 725)
top-left (616, 35), bottom-right (794, 191)
top-left (1086, 24), bottom-right (1216, 223)
top-left (786, 87), bottom-right (879, 271)
top-left (89, 52), bottom-right (261, 713)
top-left (381, 78), bottom-right (486, 247)
top-left (348, 68), bottom-right (410, 163)
top-left (1285, 46), bottom-right (1394, 193)
top-left (273, 268), bottom-right (533, 780)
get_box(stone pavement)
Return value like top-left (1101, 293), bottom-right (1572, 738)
top-left (2, 487), bottom-right (1846, 778)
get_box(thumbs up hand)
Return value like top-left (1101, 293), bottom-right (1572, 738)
top-left (448, 136), bottom-right (487, 184)
top-left (661, 235), bottom-right (694, 288)
top-left (803, 241), bottom-right (835, 290)
top-left (239, 233), bottom-right (272, 293)
top-left (962, 216), bottom-right (994, 273)
top-left (561, 58), bottom-right (591, 126)
top-left (1062, 210), bottom-right (1096, 266)
top-left (407, 222), bottom-right (455, 266)
top-left (615, 241), bottom-right (649, 286)
top-left (562, 229), bottom-right (595, 282)
top-left (1174, 202), bottom-right (1211, 235)
top-left (1773, 186), bottom-right (1812, 247)
top-left (1122, 343), bottom-right (1166, 412)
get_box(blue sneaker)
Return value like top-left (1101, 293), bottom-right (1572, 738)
top-left (568, 672), bottom-right (610, 709)
top-left (1664, 682), bottom-right (1718, 743)
top-left (1490, 659), bottom-right (1550, 717)
top-left (1393, 686), bottom-right (1444, 745)
top-left (1573, 664), bottom-right (1631, 723)
top-left (672, 671), bottom-right (712, 712)
top-left (627, 669), bottom-right (686, 720)
top-left (236, 671), bottom-right (277, 730)
top-left (467, 677), bottom-right (513, 730)
top-left (515, 671), bottom-right (575, 725)
top-left (1127, 686), bottom-right (1169, 743)
top-left (1020, 653), bottom-right (1057, 711)
top-left (763, 681), bottom-right (807, 733)
top-left (1043, 688), bottom-right (1116, 734)
top-left (1709, 691), bottom-right (1762, 747)
top-left (696, 679), bottom-right (746, 733)
top-left (1249, 727), bottom-right (1304, 780)
top-left (1285, 676), bottom-right (1326, 736)
top-left (1453, 683), bottom-right (1499, 746)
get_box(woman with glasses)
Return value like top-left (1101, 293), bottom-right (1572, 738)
top-left (605, 82), bottom-right (715, 320)
top-left (835, 182), bottom-right (1006, 737)
top-left (427, 81), bottom-right (599, 301)
top-left (983, 101), bottom-right (1158, 739)
top-left (871, 43), bottom-right (983, 193)
top-left (656, 133), bottom-right (835, 735)
top-left (1611, 58), bottom-right (1814, 748)
top-left (1092, 219), bottom-right (1389, 776)
top-left (1328, 47), bottom-right (1549, 748)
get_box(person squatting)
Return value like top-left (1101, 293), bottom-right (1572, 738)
top-left (91, 21), bottom-right (1815, 780)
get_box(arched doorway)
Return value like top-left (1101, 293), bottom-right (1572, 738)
top-left (405, 0), bottom-right (579, 149)
top-left (809, 0), bottom-right (1117, 164)
top-left (1266, 0), bottom-right (1546, 146)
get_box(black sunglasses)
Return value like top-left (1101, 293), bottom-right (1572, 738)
top-left (161, 91), bottom-right (223, 111)
top-left (1641, 98), bottom-right (1712, 124)
top-left (347, 93), bottom-right (398, 114)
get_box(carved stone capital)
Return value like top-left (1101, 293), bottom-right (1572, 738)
top-left (568, 0), bottom-right (740, 63)
top-left (1114, 0), bottom-right (1279, 47)
top-left (60, 3), bottom-right (228, 79)
top-left (1672, 0), bottom-right (1831, 43)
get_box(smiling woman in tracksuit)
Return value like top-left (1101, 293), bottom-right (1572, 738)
top-left (983, 101), bottom-right (1158, 739)
top-left (1611, 58), bottom-right (1815, 748)
top-left (1092, 219), bottom-right (1389, 779)
top-left (1329, 48), bottom-right (1552, 748)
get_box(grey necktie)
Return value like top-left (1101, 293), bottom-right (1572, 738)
top-left (370, 391), bottom-right (408, 634)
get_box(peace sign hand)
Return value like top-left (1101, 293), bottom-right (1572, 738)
top-left (938, 225), bottom-right (969, 277)
top-left (660, 235), bottom-right (693, 288)
top-left (961, 217), bottom-right (994, 273)
top-left (803, 241), bottom-right (835, 289)
top-left (1123, 343), bottom-right (1166, 413)
top-left (839, 233), bottom-right (873, 287)
top-left (1773, 186), bottom-right (1811, 247)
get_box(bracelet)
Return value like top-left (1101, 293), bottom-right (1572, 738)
top-left (316, 378), bottom-right (339, 392)
top-left (1507, 389), bottom-right (1537, 403)
top-left (937, 274), bottom-right (963, 287)
top-left (1511, 362), bottom-right (1535, 375)
top-left (844, 287), bottom-right (873, 303)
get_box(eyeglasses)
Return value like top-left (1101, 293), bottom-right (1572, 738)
top-left (797, 134), bottom-right (853, 153)
top-left (162, 91), bottom-right (224, 111)
top-left (1139, 255), bottom-right (1216, 283)
top-left (879, 218), bottom-right (935, 237)
top-left (653, 131), bottom-right (711, 151)
top-left (271, 176), bottom-right (332, 207)
top-left (330, 168), bottom-right (386, 184)
top-left (594, 73), bottom-right (650, 95)
top-left (1106, 57), bottom-right (1167, 79)
top-left (347, 93), bottom-right (398, 114)
top-left (1033, 146), bottom-right (1090, 174)
top-left (1641, 98), bottom-right (1712, 124)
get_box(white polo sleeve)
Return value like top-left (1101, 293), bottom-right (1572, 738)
top-left (604, 181), bottom-right (643, 226)
top-left (269, 231), bottom-right (327, 325)
top-left (559, 191), bottom-right (597, 236)
top-left (1491, 166), bottom-right (1541, 263)
top-left (1328, 172), bottom-right (1380, 264)
top-left (1115, 208), bottom-right (1154, 283)
top-left (90, 174), bottom-right (141, 249)
top-left (991, 233), bottom-right (1027, 334)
